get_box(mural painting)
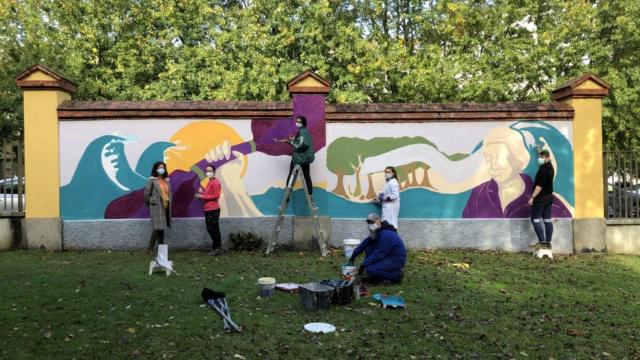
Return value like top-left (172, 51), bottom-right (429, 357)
top-left (326, 120), bottom-right (574, 219)
top-left (59, 118), bottom-right (325, 220)
top-left (60, 118), bottom-right (573, 221)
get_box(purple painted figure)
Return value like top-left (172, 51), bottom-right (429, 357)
top-left (461, 127), bottom-right (572, 219)
top-left (462, 174), bottom-right (571, 218)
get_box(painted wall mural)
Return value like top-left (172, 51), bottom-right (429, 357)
top-left (59, 118), bottom-right (326, 220)
top-left (325, 120), bottom-right (574, 219)
top-left (60, 118), bottom-right (574, 220)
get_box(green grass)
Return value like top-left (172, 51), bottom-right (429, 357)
top-left (1, 249), bottom-right (639, 359)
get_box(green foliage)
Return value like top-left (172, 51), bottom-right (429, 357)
top-left (228, 231), bottom-right (264, 251)
top-left (1, 0), bottom-right (639, 151)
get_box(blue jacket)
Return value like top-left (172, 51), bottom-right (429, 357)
top-left (352, 222), bottom-right (407, 282)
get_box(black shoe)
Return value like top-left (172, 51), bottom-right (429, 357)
top-left (396, 270), bottom-right (404, 284)
top-left (542, 243), bottom-right (552, 250)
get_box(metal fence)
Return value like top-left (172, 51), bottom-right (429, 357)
top-left (0, 138), bottom-right (25, 217)
top-left (604, 151), bottom-right (640, 219)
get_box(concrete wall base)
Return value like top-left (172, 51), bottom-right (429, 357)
top-left (573, 218), bottom-right (606, 253)
top-left (331, 218), bottom-right (574, 254)
top-left (605, 220), bottom-right (640, 255)
top-left (0, 219), bottom-right (13, 251)
top-left (62, 217), bottom-right (574, 254)
top-left (63, 217), bottom-right (293, 251)
top-left (23, 218), bottom-right (62, 251)
top-left (293, 216), bottom-right (331, 251)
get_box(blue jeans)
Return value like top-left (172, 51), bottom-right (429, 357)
top-left (531, 202), bottom-right (553, 243)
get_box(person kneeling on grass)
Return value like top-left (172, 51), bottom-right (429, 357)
top-left (348, 213), bottom-right (407, 285)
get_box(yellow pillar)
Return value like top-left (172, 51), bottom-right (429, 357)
top-left (15, 64), bottom-right (76, 249)
top-left (552, 73), bottom-right (609, 252)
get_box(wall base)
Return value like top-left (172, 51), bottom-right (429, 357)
top-left (62, 217), bottom-right (574, 254)
top-left (605, 220), bottom-right (640, 254)
top-left (573, 218), bottom-right (606, 253)
top-left (293, 216), bottom-right (331, 251)
top-left (63, 217), bottom-right (293, 251)
top-left (0, 219), bottom-right (13, 251)
top-left (331, 218), bottom-right (574, 254)
top-left (23, 218), bottom-right (62, 251)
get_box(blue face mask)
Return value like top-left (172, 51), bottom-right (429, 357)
top-left (537, 158), bottom-right (545, 166)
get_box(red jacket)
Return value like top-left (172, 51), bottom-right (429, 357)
top-left (200, 178), bottom-right (221, 211)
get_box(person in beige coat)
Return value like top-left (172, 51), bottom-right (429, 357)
top-left (144, 161), bottom-right (172, 255)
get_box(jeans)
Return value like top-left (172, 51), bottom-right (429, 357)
top-left (531, 202), bottom-right (553, 244)
top-left (287, 163), bottom-right (313, 195)
top-left (205, 209), bottom-right (222, 250)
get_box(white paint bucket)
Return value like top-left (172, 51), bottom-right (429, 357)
top-left (343, 239), bottom-right (361, 259)
top-left (258, 277), bottom-right (276, 297)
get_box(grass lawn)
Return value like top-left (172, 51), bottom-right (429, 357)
top-left (1, 249), bottom-right (639, 359)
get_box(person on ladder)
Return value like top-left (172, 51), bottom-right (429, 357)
top-left (275, 115), bottom-right (315, 201)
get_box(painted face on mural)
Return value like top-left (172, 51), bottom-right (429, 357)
top-left (483, 143), bottom-right (518, 183)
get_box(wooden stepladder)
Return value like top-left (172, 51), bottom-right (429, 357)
top-left (266, 165), bottom-right (328, 256)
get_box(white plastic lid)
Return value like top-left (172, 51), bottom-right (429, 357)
top-left (343, 239), bottom-right (361, 245)
top-left (258, 277), bottom-right (276, 285)
top-left (304, 322), bottom-right (336, 333)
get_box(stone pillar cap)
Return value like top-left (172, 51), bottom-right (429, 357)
top-left (287, 70), bottom-right (330, 94)
top-left (15, 64), bottom-right (77, 94)
top-left (551, 73), bottom-right (609, 101)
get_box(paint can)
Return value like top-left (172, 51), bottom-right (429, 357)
top-left (343, 239), bottom-right (361, 259)
top-left (341, 264), bottom-right (357, 281)
top-left (258, 277), bottom-right (276, 298)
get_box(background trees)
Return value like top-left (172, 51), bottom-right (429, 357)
top-left (1, 0), bottom-right (638, 152)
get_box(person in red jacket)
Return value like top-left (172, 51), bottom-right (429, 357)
top-left (195, 165), bottom-right (223, 255)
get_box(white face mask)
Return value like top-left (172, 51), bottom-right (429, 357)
top-left (206, 171), bottom-right (215, 178)
top-left (157, 168), bottom-right (166, 175)
top-left (385, 173), bottom-right (393, 180)
top-left (537, 158), bottom-right (546, 166)
top-left (296, 122), bottom-right (303, 128)
top-left (368, 223), bottom-right (378, 232)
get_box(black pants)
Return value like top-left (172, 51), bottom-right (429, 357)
top-left (205, 209), bottom-right (222, 250)
top-left (287, 163), bottom-right (312, 195)
top-left (149, 230), bottom-right (164, 250)
top-left (531, 202), bottom-right (553, 243)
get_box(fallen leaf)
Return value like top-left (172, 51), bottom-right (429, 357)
top-left (234, 355), bottom-right (246, 360)
top-left (566, 329), bottom-right (583, 337)
top-left (43, 331), bottom-right (52, 339)
top-left (126, 327), bottom-right (136, 334)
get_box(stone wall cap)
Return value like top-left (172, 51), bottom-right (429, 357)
top-left (15, 64), bottom-right (77, 94)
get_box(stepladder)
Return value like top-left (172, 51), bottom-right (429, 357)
top-left (266, 165), bottom-right (328, 256)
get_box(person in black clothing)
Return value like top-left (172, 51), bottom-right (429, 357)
top-left (528, 150), bottom-right (555, 249)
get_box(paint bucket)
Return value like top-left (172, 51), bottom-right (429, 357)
top-left (341, 264), bottom-right (357, 281)
top-left (257, 277), bottom-right (276, 298)
top-left (320, 278), bottom-right (354, 305)
top-left (299, 282), bottom-right (333, 311)
top-left (343, 239), bottom-right (361, 259)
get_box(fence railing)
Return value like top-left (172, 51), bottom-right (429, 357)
top-left (0, 137), bottom-right (25, 217)
top-left (604, 151), bottom-right (640, 219)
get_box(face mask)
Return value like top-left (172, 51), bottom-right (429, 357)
top-left (157, 168), bottom-right (166, 175)
top-left (385, 173), bottom-right (393, 180)
top-left (368, 223), bottom-right (378, 232)
top-left (296, 123), bottom-right (303, 128)
top-left (537, 158), bottom-right (545, 166)
top-left (206, 171), bottom-right (214, 178)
